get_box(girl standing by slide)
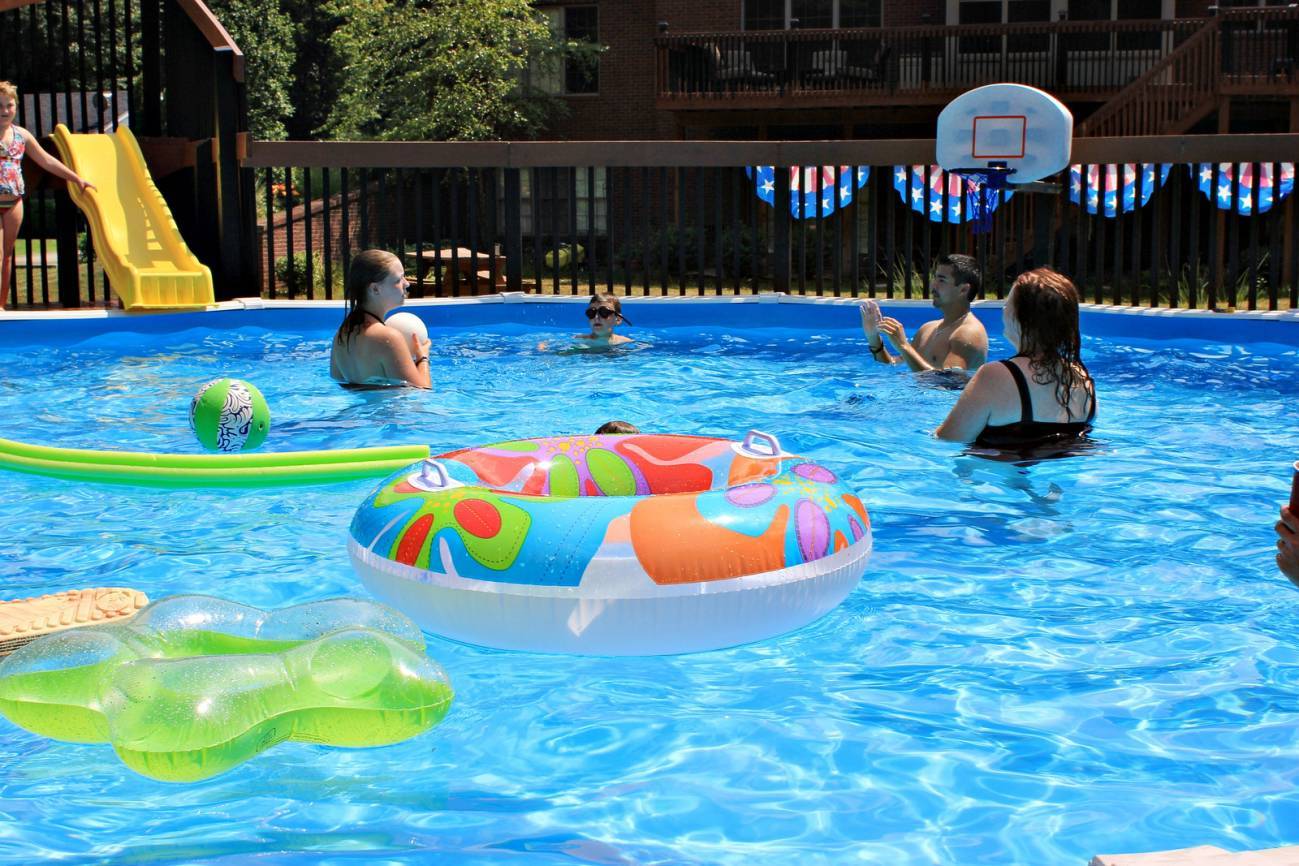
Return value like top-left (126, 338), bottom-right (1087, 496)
top-left (0, 81), bottom-right (96, 310)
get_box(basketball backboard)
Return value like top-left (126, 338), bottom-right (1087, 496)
top-left (936, 84), bottom-right (1073, 184)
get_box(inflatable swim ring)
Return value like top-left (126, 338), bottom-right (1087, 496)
top-left (348, 431), bottom-right (872, 655)
top-left (0, 595), bottom-right (454, 782)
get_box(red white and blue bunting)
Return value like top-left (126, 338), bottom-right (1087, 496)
top-left (1069, 164), bottom-right (1171, 217)
top-left (1193, 162), bottom-right (1294, 215)
top-left (891, 165), bottom-right (1013, 225)
top-left (745, 165), bottom-right (871, 219)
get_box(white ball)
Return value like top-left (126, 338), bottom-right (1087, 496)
top-left (385, 312), bottom-right (428, 359)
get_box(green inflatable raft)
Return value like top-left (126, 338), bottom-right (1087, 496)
top-left (0, 595), bottom-right (454, 782)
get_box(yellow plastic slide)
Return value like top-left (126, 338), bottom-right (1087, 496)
top-left (51, 124), bottom-right (214, 310)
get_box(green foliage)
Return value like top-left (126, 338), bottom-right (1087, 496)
top-left (279, 0), bottom-right (349, 139)
top-left (274, 252), bottom-right (329, 293)
top-left (324, 0), bottom-right (600, 141)
top-left (205, 0), bottom-right (295, 140)
top-left (616, 225), bottom-right (761, 279)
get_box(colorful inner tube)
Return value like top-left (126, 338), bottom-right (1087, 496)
top-left (347, 431), bottom-right (873, 655)
top-left (0, 436), bottom-right (431, 487)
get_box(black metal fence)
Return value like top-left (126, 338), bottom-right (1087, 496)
top-left (0, 0), bottom-right (251, 308)
top-left (243, 139), bottom-right (1299, 311)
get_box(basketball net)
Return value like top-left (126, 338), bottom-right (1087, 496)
top-left (951, 163), bottom-right (1016, 235)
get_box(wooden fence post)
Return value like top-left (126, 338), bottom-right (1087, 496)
top-left (773, 167), bottom-right (791, 292)
top-left (503, 168), bottom-right (523, 292)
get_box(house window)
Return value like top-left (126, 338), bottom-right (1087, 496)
top-left (956, 1), bottom-right (1050, 53)
top-left (563, 6), bottom-right (599, 94)
top-left (1065, 0), bottom-right (1166, 51)
top-left (950, 0), bottom-right (1174, 31)
top-left (534, 6), bottom-right (599, 95)
top-left (743, 0), bottom-right (881, 30)
top-left (1220, 0), bottom-right (1294, 33)
top-left (501, 168), bottom-right (608, 237)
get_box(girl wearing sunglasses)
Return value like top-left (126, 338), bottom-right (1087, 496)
top-left (574, 292), bottom-right (633, 348)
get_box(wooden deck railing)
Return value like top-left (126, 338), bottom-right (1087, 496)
top-left (1082, 7), bottom-right (1299, 137)
top-left (1079, 17), bottom-right (1220, 137)
top-left (656, 10), bottom-right (1299, 110)
top-left (656, 19), bottom-right (1204, 105)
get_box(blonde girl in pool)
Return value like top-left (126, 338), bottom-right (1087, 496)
top-left (0, 81), bottom-right (96, 310)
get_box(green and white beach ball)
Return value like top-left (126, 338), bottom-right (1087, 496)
top-left (189, 378), bottom-right (270, 452)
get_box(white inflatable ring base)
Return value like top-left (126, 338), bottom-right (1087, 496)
top-left (349, 536), bottom-right (872, 656)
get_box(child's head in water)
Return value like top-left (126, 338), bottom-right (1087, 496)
top-left (584, 292), bottom-right (631, 337)
top-left (595, 420), bottom-right (639, 435)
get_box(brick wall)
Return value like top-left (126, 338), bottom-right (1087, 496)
top-left (259, 190), bottom-right (383, 294)
top-left (883, 1), bottom-right (945, 26)
top-left (536, 0), bottom-right (1219, 143)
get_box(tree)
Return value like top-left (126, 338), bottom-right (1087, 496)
top-left (279, 0), bottom-right (348, 139)
top-left (205, 0), bottom-right (295, 140)
top-left (324, 0), bottom-right (599, 141)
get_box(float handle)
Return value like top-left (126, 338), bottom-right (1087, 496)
top-left (740, 430), bottom-right (782, 458)
top-left (418, 459), bottom-right (453, 489)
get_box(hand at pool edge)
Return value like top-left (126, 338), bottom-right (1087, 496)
top-left (1278, 505), bottom-right (1299, 587)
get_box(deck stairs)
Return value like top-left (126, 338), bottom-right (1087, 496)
top-left (1079, 17), bottom-right (1222, 137)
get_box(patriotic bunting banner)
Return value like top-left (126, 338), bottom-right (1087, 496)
top-left (745, 165), bottom-right (871, 219)
top-left (891, 165), bottom-right (1013, 225)
top-left (1193, 162), bottom-right (1294, 215)
top-left (1069, 163), bottom-right (1171, 217)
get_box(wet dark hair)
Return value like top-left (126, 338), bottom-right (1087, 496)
top-left (1009, 267), bottom-right (1093, 420)
top-left (587, 291), bottom-right (631, 326)
top-left (337, 249), bottom-right (401, 344)
top-left (937, 253), bottom-right (981, 301)
top-left (594, 420), bottom-right (640, 435)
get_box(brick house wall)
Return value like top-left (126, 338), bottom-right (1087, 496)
top-left (532, 0), bottom-right (1008, 142)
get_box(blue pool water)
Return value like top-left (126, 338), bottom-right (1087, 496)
top-left (1, 301), bottom-right (1297, 865)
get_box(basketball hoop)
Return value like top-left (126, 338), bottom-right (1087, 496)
top-left (950, 163), bottom-right (1016, 234)
top-left (936, 84), bottom-right (1074, 234)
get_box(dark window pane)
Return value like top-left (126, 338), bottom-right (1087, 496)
top-left (745, 0), bottom-right (785, 30)
top-left (564, 7), bottom-right (599, 94)
top-left (792, 0), bottom-right (833, 28)
top-left (839, 0), bottom-right (881, 28)
top-left (1116, 0), bottom-right (1161, 49)
top-left (960, 1), bottom-right (1002, 24)
top-left (1116, 0), bottom-right (1160, 17)
top-left (1066, 0), bottom-right (1109, 51)
top-left (1008, 0), bottom-right (1049, 51)
top-left (565, 6), bottom-right (597, 40)
top-left (1008, 0), bottom-right (1050, 21)
top-left (960, 1), bottom-right (1002, 53)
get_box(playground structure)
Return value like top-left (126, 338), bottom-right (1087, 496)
top-left (52, 124), bottom-right (214, 310)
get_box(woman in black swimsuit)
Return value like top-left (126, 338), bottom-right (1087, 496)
top-left (936, 267), bottom-right (1095, 451)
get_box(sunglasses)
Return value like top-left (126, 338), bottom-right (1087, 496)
top-left (585, 307), bottom-right (618, 320)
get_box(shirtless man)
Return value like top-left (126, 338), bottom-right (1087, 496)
top-left (860, 253), bottom-right (988, 372)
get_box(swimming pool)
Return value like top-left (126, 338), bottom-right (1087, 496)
top-left (0, 297), bottom-right (1297, 865)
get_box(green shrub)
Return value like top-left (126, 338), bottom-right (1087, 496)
top-left (274, 253), bottom-right (326, 294)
